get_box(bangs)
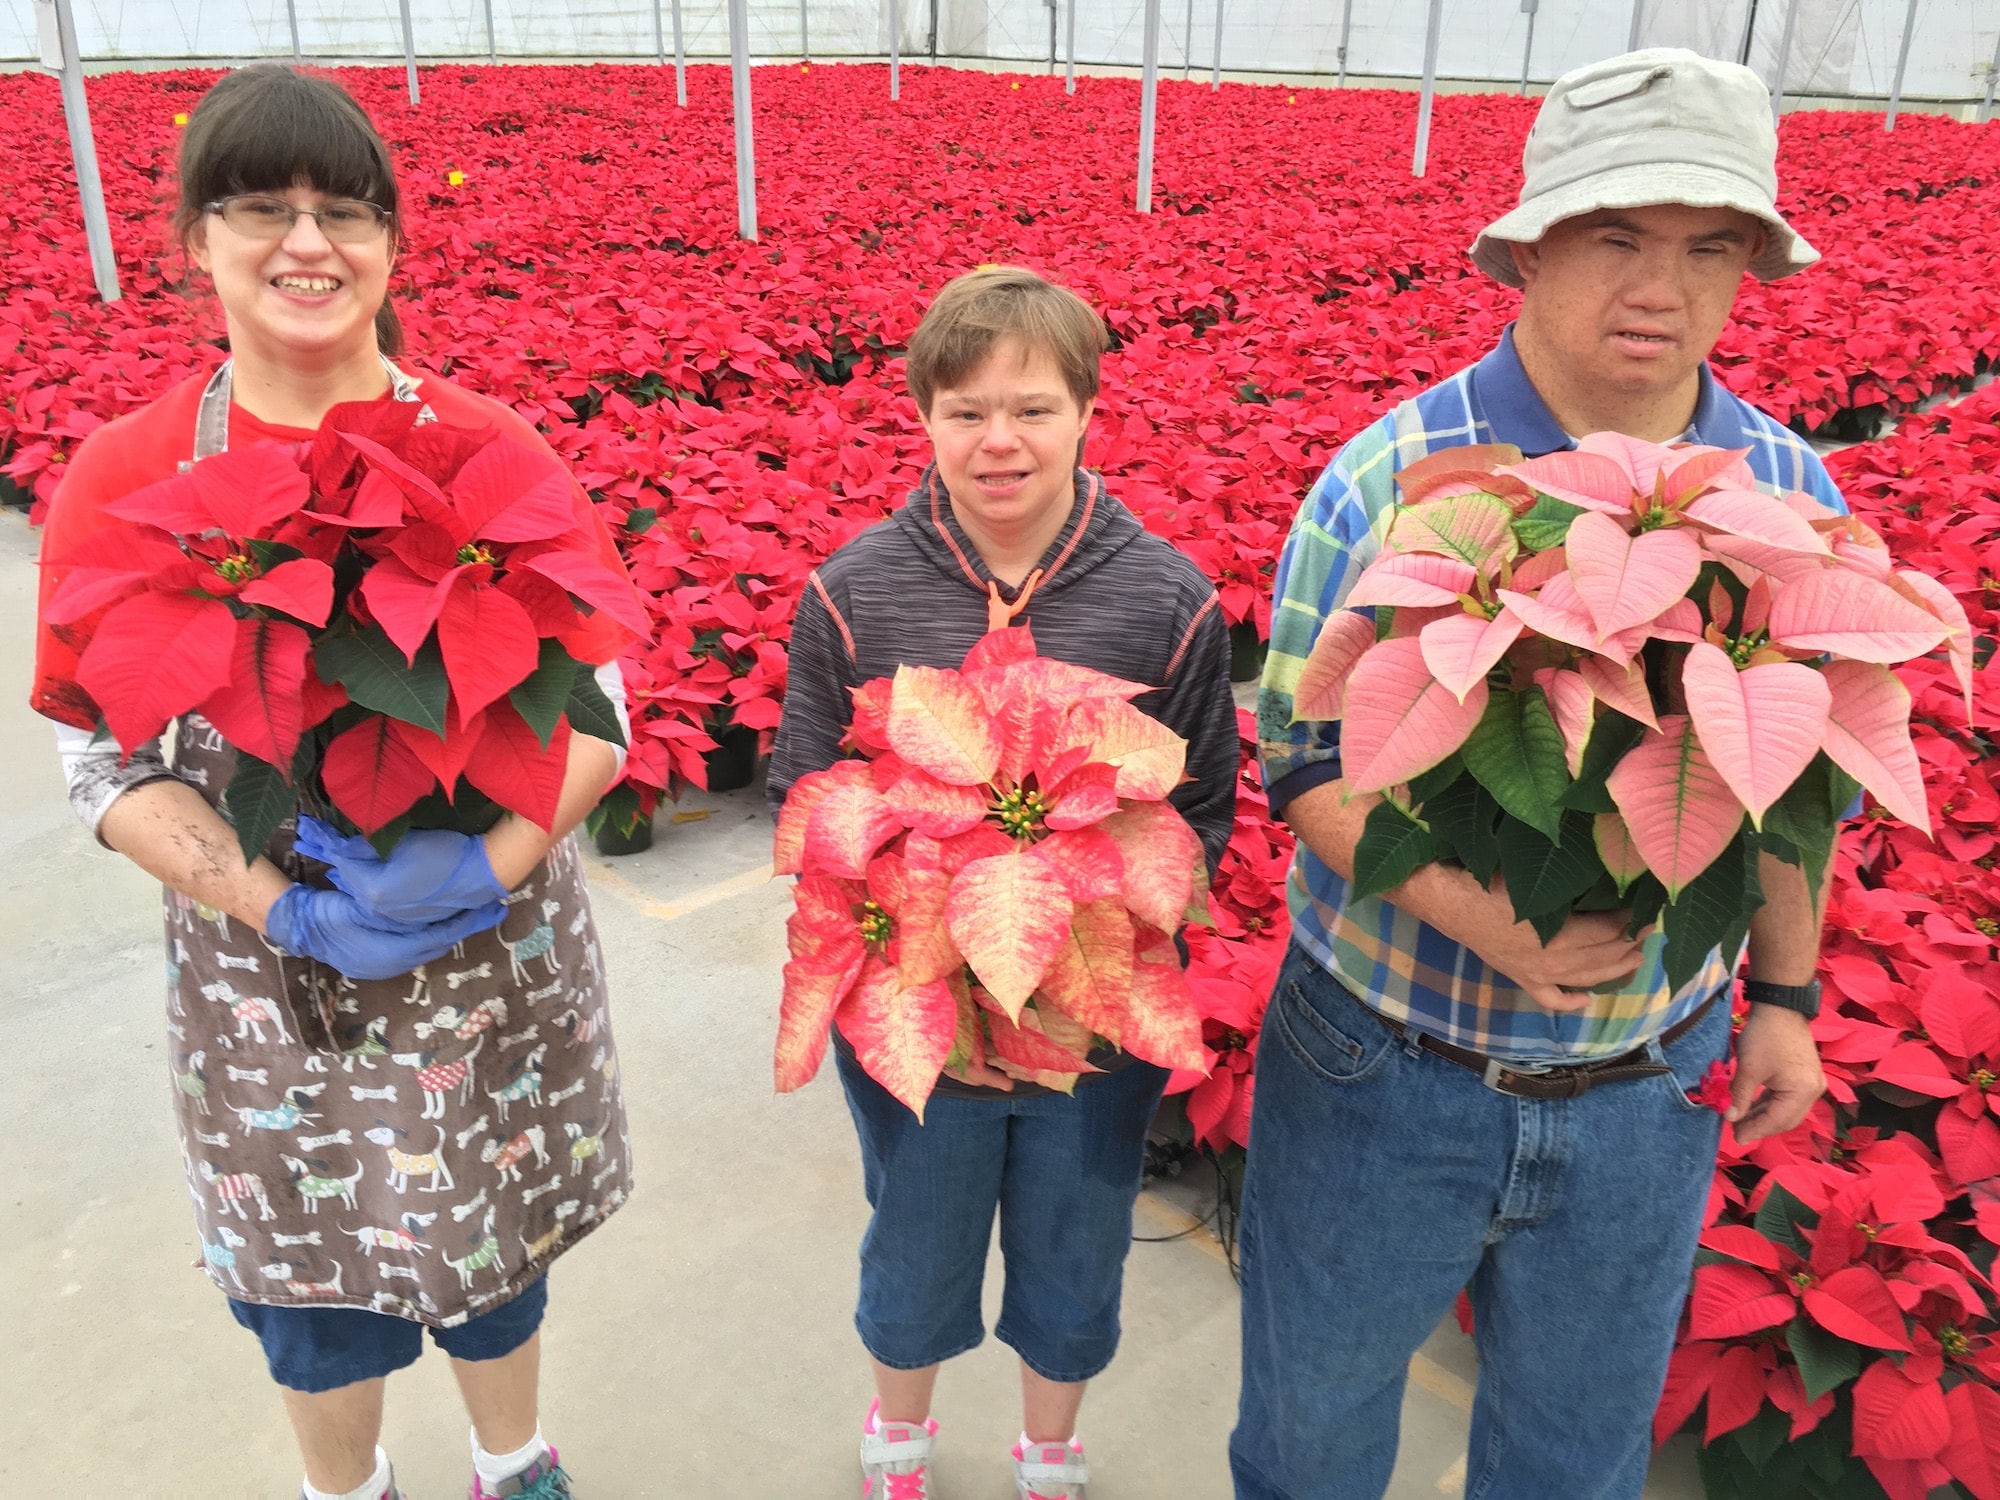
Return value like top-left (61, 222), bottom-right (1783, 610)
top-left (180, 66), bottom-right (398, 214)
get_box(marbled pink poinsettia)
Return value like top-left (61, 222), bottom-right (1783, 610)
top-left (1293, 432), bottom-right (1968, 912)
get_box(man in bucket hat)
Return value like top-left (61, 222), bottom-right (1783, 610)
top-left (1233, 50), bottom-right (1837, 1500)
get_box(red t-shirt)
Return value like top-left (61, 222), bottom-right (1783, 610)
top-left (32, 364), bottom-right (637, 730)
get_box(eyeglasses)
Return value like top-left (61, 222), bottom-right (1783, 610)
top-left (204, 194), bottom-right (393, 243)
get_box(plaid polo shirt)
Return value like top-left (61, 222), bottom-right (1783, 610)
top-left (1259, 327), bottom-right (1849, 1063)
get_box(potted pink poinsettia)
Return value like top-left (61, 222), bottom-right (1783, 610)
top-left (771, 626), bottom-right (1211, 1118)
top-left (1294, 433), bottom-right (1971, 994)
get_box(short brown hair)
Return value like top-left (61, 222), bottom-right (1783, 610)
top-left (173, 65), bottom-right (405, 356)
top-left (905, 267), bottom-right (1107, 416)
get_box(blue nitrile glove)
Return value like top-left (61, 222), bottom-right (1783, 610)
top-left (264, 884), bottom-right (506, 982)
top-left (293, 815), bottom-right (510, 924)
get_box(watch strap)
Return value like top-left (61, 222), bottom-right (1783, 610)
top-left (1744, 978), bottom-right (1822, 1020)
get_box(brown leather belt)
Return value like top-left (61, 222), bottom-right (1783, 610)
top-left (1375, 995), bottom-right (1716, 1100)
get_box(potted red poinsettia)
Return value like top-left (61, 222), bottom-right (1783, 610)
top-left (42, 400), bottom-right (647, 860)
top-left (772, 625), bottom-right (1211, 1118)
top-left (1292, 432), bottom-right (1971, 994)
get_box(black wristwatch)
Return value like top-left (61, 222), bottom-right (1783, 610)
top-left (1744, 978), bottom-right (1822, 1020)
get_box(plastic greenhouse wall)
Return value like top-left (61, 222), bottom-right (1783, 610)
top-left (1, 0), bottom-right (1994, 102)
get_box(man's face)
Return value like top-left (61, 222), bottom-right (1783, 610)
top-left (919, 337), bottom-right (1092, 541)
top-left (1510, 203), bottom-right (1767, 409)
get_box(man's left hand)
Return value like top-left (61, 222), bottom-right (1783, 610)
top-left (1728, 1004), bottom-right (1825, 1144)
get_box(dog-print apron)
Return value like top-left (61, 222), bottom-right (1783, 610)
top-left (163, 363), bottom-right (631, 1326)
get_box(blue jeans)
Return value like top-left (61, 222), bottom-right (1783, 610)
top-left (836, 1045), bottom-right (1170, 1383)
top-left (1230, 944), bottom-right (1728, 1500)
top-left (229, 1274), bottom-right (548, 1393)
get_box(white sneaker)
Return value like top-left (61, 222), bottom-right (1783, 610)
top-left (1012, 1436), bottom-right (1088, 1499)
top-left (860, 1399), bottom-right (938, 1500)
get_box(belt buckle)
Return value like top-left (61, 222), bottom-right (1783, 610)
top-left (1482, 1057), bottom-right (1529, 1093)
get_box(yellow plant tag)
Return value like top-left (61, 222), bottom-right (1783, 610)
top-left (447, 169), bottom-right (464, 186)
top-left (173, 112), bottom-right (189, 126)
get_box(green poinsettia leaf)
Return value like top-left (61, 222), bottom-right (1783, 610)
top-left (1422, 773), bottom-right (1503, 886)
top-left (1495, 809), bottom-right (1604, 926)
top-left (1510, 495), bottom-right (1587, 552)
top-left (1760, 753), bottom-right (1860, 907)
top-left (223, 752), bottom-right (295, 866)
top-left (1352, 799), bottom-right (1439, 901)
top-left (1756, 1181), bottom-right (1819, 1260)
top-left (1463, 686), bottom-right (1570, 841)
top-left (1407, 752), bottom-right (1464, 805)
top-left (566, 664), bottom-right (628, 748)
top-left (315, 625), bottom-right (448, 735)
top-left (510, 639), bottom-right (580, 751)
top-left (1786, 1316), bottom-right (1863, 1404)
top-left (586, 781), bottom-right (646, 839)
top-left (1660, 822), bottom-right (1761, 994)
top-left (1625, 872), bottom-right (1669, 938)
top-left (1730, 1406), bottom-right (1804, 1491)
top-left (1561, 708), bottom-right (1647, 814)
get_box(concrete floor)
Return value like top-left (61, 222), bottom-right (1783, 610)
top-left (0, 505), bottom-right (1704, 1497)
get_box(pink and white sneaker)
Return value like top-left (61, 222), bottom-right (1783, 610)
top-left (860, 1399), bottom-right (938, 1499)
top-left (1012, 1436), bottom-right (1089, 1500)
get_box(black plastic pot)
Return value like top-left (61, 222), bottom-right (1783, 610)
top-left (703, 724), bottom-right (762, 793)
top-left (593, 811), bottom-right (654, 856)
top-left (1229, 621), bottom-right (1267, 684)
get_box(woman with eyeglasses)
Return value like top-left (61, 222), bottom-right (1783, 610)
top-left (30, 66), bottom-right (636, 1500)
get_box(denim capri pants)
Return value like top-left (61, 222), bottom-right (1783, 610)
top-left (228, 1273), bottom-right (548, 1393)
top-left (834, 1044), bottom-right (1170, 1384)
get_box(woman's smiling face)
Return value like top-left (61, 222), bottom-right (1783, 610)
top-left (190, 183), bottom-right (393, 366)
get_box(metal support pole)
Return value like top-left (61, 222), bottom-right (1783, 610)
top-left (1211, 0), bottom-right (1222, 89)
top-left (286, 0), bottom-right (301, 57)
top-left (42, 0), bottom-right (118, 302)
top-left (398, 0), bottom-right (418, 105)
top-left (729, 0), bottom-right (757, 240)
top-left (672, 0), bottom-right (687, 106)
top-left (483, 0), bottom-right (496, 63)
top-left (1065, 0), bottom-right (1076, 93)
top-left (1983, 28), bottom-right (2000, 124)
top-left (1885, 0), bottom-right (1919, 131)
top-left (1136, 0), bottom-right (1161, 213)
top-left (891, 0), bottom-right (901, 99)
top-left (1736, 0), bottom-right (1760, 67)
top-left (1336, 0), bottom-right (1354, 87)
top-left (801, 0), bottom-right (809, 60)
top-left (1519, 0), bottom-right (1537, 95)
top-left (653, 0), bottom-right (664, 63)
top-left (1626, 0), bottom-right (1642, 50)
top-left (1769, 0), bottom-right (1799, 117)
top-left (1412, 0), bottom-right (1443, 177)
top-left (1183, 0), bottom-right (1193, 75)
top-left (1049, 0), bottom-right (1057, 75)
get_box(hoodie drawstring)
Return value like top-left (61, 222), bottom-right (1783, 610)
top-left (986, 569), bottom-right (1044, 635)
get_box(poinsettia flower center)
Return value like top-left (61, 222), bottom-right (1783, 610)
top-left (857, 898), bottom-right (892, 950)
top-left (456, 541), bottom-right (498, 567)
top-left (992, 785), bottom-right (1049, 839)
top-left (213, 552), bottom-right (256, 584)
top-left (1940, 1324), bottom-right (1970, 1357)
top-left (1971, 1068), bottom-right (1996, 1090)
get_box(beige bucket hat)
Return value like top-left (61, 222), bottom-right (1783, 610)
top-left (1469, 47), bottom-right (1820, 288)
